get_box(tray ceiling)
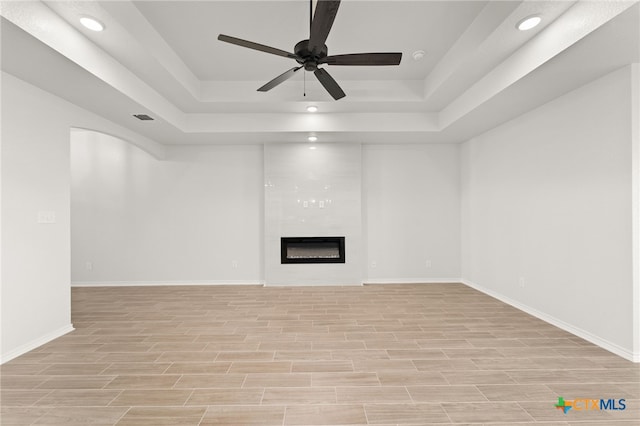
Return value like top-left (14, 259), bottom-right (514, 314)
top-left (1, 0), bottom-right (638, 145)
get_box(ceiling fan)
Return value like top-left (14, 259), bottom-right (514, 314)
top-left (217, 0), bottom-right (402, 100)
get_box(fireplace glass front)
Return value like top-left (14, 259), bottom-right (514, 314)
top-left (281, 237), bottom-right (345, 264)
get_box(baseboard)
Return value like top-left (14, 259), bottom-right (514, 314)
top-left (265, 282), bottom-right (364, 287)
top-left (0, 324), bottom-right (75, 365)
top-left (364, 278), bottom-right (462, 285)
top-left (75, 280), bottom-right (459, 287)
top-left (71, 280), bottom-right (265, 287)
top-left (461, 279), bottom-right (639, 363)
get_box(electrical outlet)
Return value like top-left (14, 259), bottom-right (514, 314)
top-left (232, 261), bottom-right (239, 269)
top-left (519, 277), bottom-right (525, 288)
top-left (85, 262), bottom-right (93, 271)
top-left (37, 211), bottom-right (56, 224)
top-left (425, 260), bottom-right (432, 269)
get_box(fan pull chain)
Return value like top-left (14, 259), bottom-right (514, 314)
top-left (306, 0), bottom-right (311, 97)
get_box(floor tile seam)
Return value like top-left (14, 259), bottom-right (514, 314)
top-left (281, 404), bottom-right (287, 426)
top-left (240, 373), bottom-right (248, 388)
top-left (100, 374), bottom-right (118, 390)
top-left (513, 379), bottom-right (639, 385)
top-left (437, 400), bottom-right (455, 424)
top-left (440, 370), bottom-right (453, 386)
top-left (372, 372), bottom-right (383, 387)
top-left (515, 400), bottom-right (550, 423)
top-left (25, 389), bottom-right (55, 407)
top-left (471, 385), bottom-right (491, 402)
top-left (182, 389), bottom-right (197, 407)
top-left (457, 398), bottom-right (564, 403)
top-left (103, 389), bottom-right (124, 407)
top-left (95, 361), bottom-right (119, 377)
top-left (162, 373), bottom-right (183, 390)
top-left (112, 405), bottom-right (131, 425)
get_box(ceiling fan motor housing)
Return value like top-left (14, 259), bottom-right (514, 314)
top-left (295, 39), bottom-right (328, 71)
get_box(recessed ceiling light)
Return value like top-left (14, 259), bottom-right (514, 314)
top-left (517, 15), bottom-right (541, 31)
top-left (80, 16), bottom-right (105, 32)
top-left (306, 105), bottom-right (318, 113)
top-left (412, 50), bottom-right (425, 61)
top-left (308, 135), bottom-right (318, 142)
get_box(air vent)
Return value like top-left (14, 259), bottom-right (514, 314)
top-left (133, 114), bottom-right (154, 121)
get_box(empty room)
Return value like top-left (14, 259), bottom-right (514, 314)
top-left (1, 0), bottom-right (639, 425)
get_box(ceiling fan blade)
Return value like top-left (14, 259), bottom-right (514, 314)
top-left (309, 0), bottom-right (341, 55)
top-left (218, 34), bottom-right (298, 59)
top-left (314, 68), bottom-right (345, 100)
top-left (258, 67), bottom-right (303, 92)
top-left (320, 52), bottom-right (402, 66)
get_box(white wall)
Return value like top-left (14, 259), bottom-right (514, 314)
top-left (461, 66), bottom-right (636, 360)
top-left (264, 144), bottom-right (363, 286)
top-left (632, 63), bottom-right (640, 361)
top-left (72, 141), bottom-right (463, 287)
top-left (71, 131), bottom-right (263, 285)
top-left (363, 144), bottom-right (461, 283)
top-left (1, 72), bottom-right (163, 363)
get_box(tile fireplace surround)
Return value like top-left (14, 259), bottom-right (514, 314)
top-left (264, 144), bottom-right (363, 286)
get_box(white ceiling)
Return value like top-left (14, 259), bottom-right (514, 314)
top-left (1, 0), bottom-right (638, 146)
top-left (133, 0), bottom-right (486, 81)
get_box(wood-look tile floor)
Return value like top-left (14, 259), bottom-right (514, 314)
top-left (1, 283), bottom-right (638, 425)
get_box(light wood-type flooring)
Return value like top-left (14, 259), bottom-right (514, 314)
top-left (1, 283), bottom-right (638, 425)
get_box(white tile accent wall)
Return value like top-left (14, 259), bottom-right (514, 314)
top-left (264, 144), bottom-right (363, 286)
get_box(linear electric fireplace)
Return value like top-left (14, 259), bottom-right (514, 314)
top-left (281, 237), bottom-right (345, 264)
